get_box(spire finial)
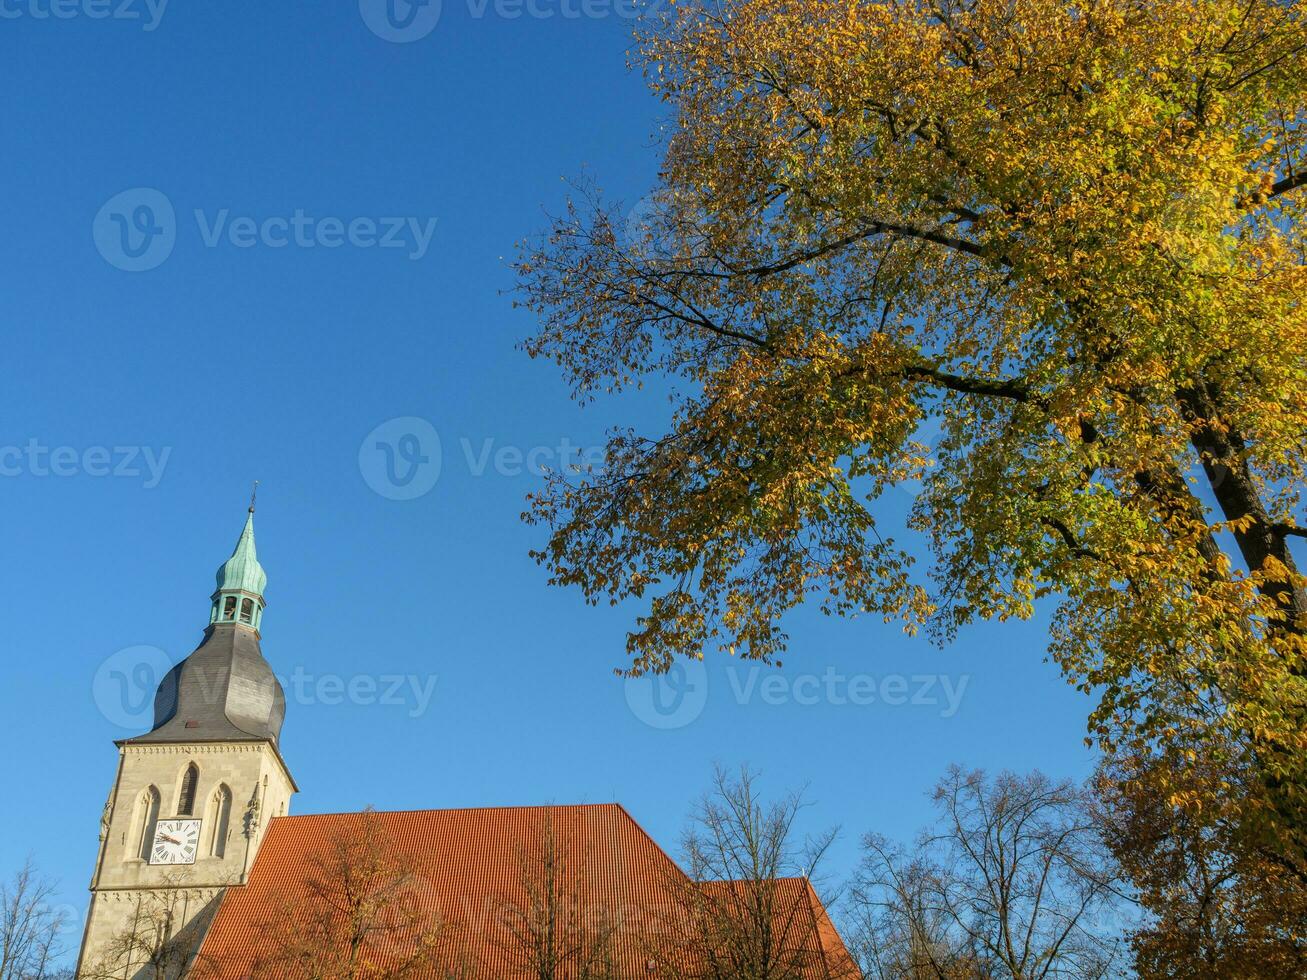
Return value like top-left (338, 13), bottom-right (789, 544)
top-left (249, 480), bottom-right (259, 514)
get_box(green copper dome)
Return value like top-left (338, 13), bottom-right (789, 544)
top-left (216, 510), bottom-right (266, 596)
top-left (210, 508), bottom-right (267, 631)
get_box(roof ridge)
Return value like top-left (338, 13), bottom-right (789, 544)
top-left (268, 801), bottom-right (626, 820)
top-left (799, 875), bottom-right (852, 980)
top-left (606, 801), bottom-right (687, 876)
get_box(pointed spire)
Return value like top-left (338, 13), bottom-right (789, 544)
top-left (210, 498), bottom-right (268, 630)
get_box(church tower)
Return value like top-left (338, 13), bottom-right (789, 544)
top-left (77, 507), bottom-right (297, 979)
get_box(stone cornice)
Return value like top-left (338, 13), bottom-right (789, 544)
top-left (119, 742), bottom-right (266, 756)
top-left (92, 885), bottom-right (230, 901)
top-left (116, 739), bottom-right (298, 791)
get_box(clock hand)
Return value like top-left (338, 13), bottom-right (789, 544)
top-left (159, 834), bottom-right (181, 845)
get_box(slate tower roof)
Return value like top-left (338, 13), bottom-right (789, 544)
top-left (125, 507), bottom-right (286, 746)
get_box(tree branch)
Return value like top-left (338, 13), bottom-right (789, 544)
top-left (1039, 517), bottom-right (1101, 561)
top-left (1272, 522), bottom-right (1307, 540)
top-left (903, 363), bottom-right (1035, 403)
top-left (1270, 170), bottom-right (1306, 197)
top-left (1238, 168), bottom-right (1305, 208)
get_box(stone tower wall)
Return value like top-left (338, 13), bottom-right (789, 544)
top-left (76, 741), bottom-right (295, 979)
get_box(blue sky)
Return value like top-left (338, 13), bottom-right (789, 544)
top-left (0, 0), bottom-right (1096, 952)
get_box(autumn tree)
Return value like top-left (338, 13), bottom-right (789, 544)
top-left (516, 0), bottom-right (1307, 872)
top-left (496, 811), bottom-right (619, 980)
top-left (851, 768), bottom-right (1125, 980)
top-left (650, 766), bottom-right (853, 979)
top-left (0, 861), bottom-right (70, 980)
top-left (1095, 753), bottom-right (1307, 978)
top-left (245, 809), bottom-right (471, 980)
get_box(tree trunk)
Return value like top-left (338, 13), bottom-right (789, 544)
top-left (1179, 380), bottom-right (1307, 633)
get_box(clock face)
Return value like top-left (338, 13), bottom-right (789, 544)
top-left (150, 819), bottom-right (201, 865)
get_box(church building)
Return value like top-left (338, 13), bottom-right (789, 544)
top-left (75, 511), bottom-right (855, 979)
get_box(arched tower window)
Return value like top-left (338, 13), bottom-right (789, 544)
top-left (240, 597), bottom-right (254, 624)
top-left (177, 763), bottom-right (200, 816)
top-left (222, 596), bottom-right (237, 620)
top-left (205, 784), bottom-right (232, 858)
top-left (133, 787), bottom-right (160, 861)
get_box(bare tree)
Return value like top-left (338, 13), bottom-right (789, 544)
top-left (246, 810), bottom-right (471, 980)
top-left (79, 875), bottom-right (220, 980)
top-left (853, 768), bottom-right (1124, 980)
top-left (497, 810), bottom-right (618, 980)
top-left (655, 765), bottom-right (853, 980)
top-left (849, 837), bottom-right (988, 980)
top-left (0, 861), bottom-right (69, 980)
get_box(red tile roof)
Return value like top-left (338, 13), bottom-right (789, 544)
top-left (196, 804), bottom-right (855, 979)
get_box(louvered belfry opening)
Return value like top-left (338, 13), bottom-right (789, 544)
top-left (177, 763), bottom-right (200, 816)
